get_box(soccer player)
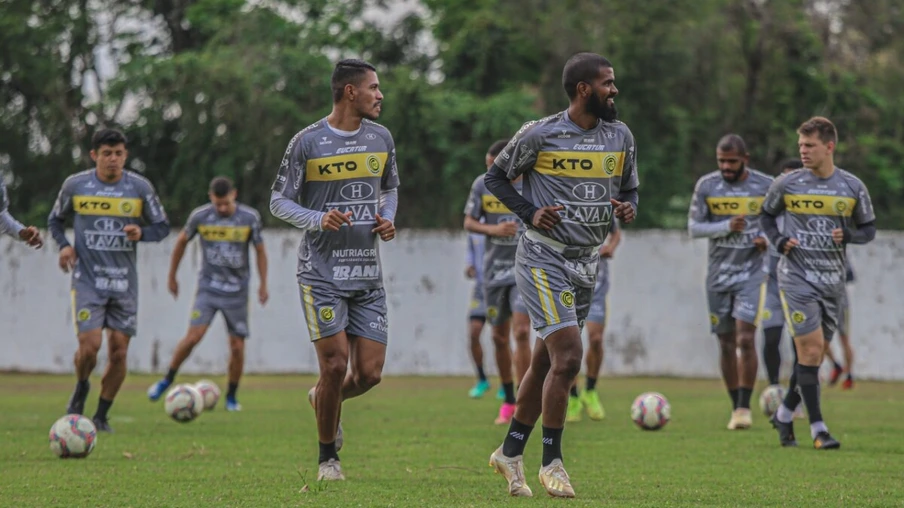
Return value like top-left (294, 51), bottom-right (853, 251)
top-left (269, 59), bottom-right (399, 481)
top-left (566, 219), bottom-right (620, 422)
top-left (146, 176), bottom-right (268, 410)
top-left (825, 260), bottom-right (855, 389)
top-left (688, 134), bottom-right (773, 430)
top-left (465, 230), bottom-right (490, 398)
top-left (485, 52), bottom-right (638, 498)
top-left (464, 138), bottom-right (533, 424)
top-left (48, 128), bottom-right (170, 432)
top-left (761, 116), bottom-right (876, 449)
top-left (760, 158), bottom-right (804, 388)
top-left (0, 179), bottom-right (43, 248)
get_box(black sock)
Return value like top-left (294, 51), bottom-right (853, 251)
top-left (569, 385), bottom-right (579, 398)
top-left (76, 379), bottom-right (89, 395)
top-left (782, 363), bottom-right (802, 411)
top-left (728, 388), bottom-right (740, 410)
top-left (763, 327), bottom-right (783, 385)
top-left (586, 376), bottom-right (597, 391)
top-left (833, 360), bottom-right (843, 370)
top-left (502, 418), bottom-right (533, 457)
top-left (847, 372), bottom-right (853, 381)
top-left (227, 382), bottom-right (238, 400)
top-left (94, 397), bottom-right (113, 421)
top-left (165, 368), bottom-right (178, 383)
top-left (737, 387), bottom-right (753, 409)
top-left (502, 382), bottom-right (516, 404)
top-left (798, 365), bottom-right (824, 424)
top-left (541, 426), bottom-right (564, 467)
top-left (318, 441), bottom-right (339, 464)
top-left (476, 365), bottom-right (487, 382)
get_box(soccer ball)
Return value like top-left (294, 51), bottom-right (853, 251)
top-left (164, 384), bottom-right (204, 423)
top-left (49, 414), bottom-right (97, 458)
top-left (759, 385), bottom-right (786, 417)
top-left (194, 379), bottom-right (221, 411)
top-left (631, 392), bottom-right (671, 431)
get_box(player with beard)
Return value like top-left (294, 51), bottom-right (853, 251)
top-left (688, 135), bottom-right (773, 430)
top-left (270, 59), bottom-right (400, 480)
top-left (0, 178), bottom-right (43, 248)
top-left (761, 116), bottom-right (875, 449)
top-left (484, 52), bottom-right (638, 498)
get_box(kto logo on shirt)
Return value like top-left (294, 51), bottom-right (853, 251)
top-left (74, 196), bottom-right (143, 218)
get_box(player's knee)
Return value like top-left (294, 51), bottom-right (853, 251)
top-left (512, 323), bottom-right (531, 342)
top-left (229, 340), bottom-right (245, 357)
top-left (321, 354), bottom-right (348, 380)
top-left (736, 333), bottom-right (755, 351)
top-left (491, 330), bottom-right (509, 348)
top-left (717, 337), bottom-right (736, 355)
top-left (356, 368), bottom-right (382, 389)
top-left (108, 346), bottom-right (128, 366)
top-left (551, 350), bottom-right (582, 380)
top-left (588, 333), bottom-right (604, 349)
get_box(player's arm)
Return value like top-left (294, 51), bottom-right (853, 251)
top-left (612, 131), bottom-right (639, 223)
top-left (166, 230), bottom-right (191, 298)
top-left (464, 234), bottom-right (477, 279)
top-left (251, 211), bottom-right (269, 304)
top-left (485, 122), bottom-right (561, 230)
top-left (372, 136), bottom-right (400, 241)
top-left (134, 182), bottom-right (171, 242)
top-left (687, 179), bottom-right (732, 239)
top-left (47, 178), bottom-right (77, 271)
top-left (269, 132), bottom-right (345, 231)
top-left (837, 178), bottom-right (877, 245)
top-left (462, 179), bottom-right (517, 237)
top-left (0, 182), bottom-right (27, 240)
top-left (760, 176), bottom-right (796, 254)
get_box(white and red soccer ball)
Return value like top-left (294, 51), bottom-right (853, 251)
top-left (193, 379), bottom-right (221, 411)
top-left (164, 384), bottom-right (204, 423)
top-left (631, 392), bottom-right (671, 431)
top-left (49, 414), bottom-right (97, 458)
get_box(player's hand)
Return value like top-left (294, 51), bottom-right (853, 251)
top-left (729, 215), bottom-right (747, 233)
top-left (465, 265), bottom-right (476, 279)
top-left (753, 237), bottom-right (768, 252)
top-left (611, 199), bottom-right (635, 223)
top-left (258, 285), bottom-right (269, 305)
top-left (321, 209), bottom-right (353, 232)
top-left (168, 277), bottom-right (179, 298)
top-left (492, 221), bottom-right (519, 237)
top-left (832, 228), bottom-right (844, 245)
top-left (372, 214), bottom-right (395, 241)
top-left (599, 244), bottom-right (616, 259)
top-left (18, 226), bottom-right (43, 248)
top-left (532, 205), bottom-right (564, 230)
top-left (58, 246), bottom-right (77, 273)
top-left (123, 224), bottom-right (143, 241)
top-left (783, 238), bottom-right (800, 255)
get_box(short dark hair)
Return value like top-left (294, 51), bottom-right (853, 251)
top-left (562, 52), bottom-right (613, 100)
top-left (209, 176), bottom-right (234, 197)
top-left (778, 158), bottom-right (804, 173)
top-left (487, 139), bottom-right (510, 157)
top-left (717, 134), bottom-right (748, 155)
top-left (798, 116), bottom-right (838, 145)
top-left (331, 59), bottom-right (377, 103)
top-left (92, 129), bottom-right (127, 150)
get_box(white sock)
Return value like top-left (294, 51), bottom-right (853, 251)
top-left (776, 405), bottom-right (793, 424)
top-left (810, 421), bottom-right (828, 439)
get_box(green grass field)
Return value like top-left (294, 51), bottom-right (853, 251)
top-left (1, 374), bottom-right (902, 507)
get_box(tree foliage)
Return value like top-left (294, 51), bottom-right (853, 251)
top-left (2, 0), bottom-right (903, 229)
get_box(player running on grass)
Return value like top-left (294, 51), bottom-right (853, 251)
top-left (147, 176), bottom-right (268, 411)
top-left (270, 59), bottom-right (399, 481)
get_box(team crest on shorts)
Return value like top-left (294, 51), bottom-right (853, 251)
top-left (319, 307), bottom-right (335, 323)
top-left (760, 309), bottom-right (772, 321)
top-left (191, 309), bottom-right (202, 320)
top-left (709, 314), bottom-right (719, 326)
top-left (76, 309), bottom-right (91, 322)
top-left (559, 291), bottom-right (575, 309)
top-left (469, 299), bottom-right (479, 309)
top-left (791, 311), bottom-right (806, 324)
top-left (486, 306), bottom-right (499, 320)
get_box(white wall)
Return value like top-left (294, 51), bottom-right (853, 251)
top-left (1, 229), bottom-right (901, 380)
